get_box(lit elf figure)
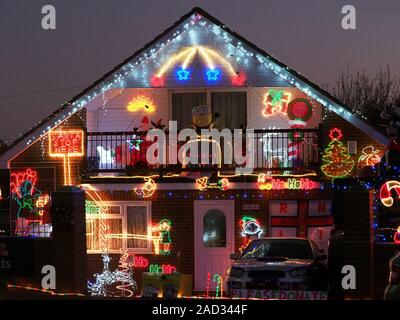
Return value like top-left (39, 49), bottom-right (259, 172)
top-left (156, 219), bottom-right (172, 255)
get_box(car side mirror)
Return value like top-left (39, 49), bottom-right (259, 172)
top-left (230, 253), bottom-right (239, 260)
top-left (316, 254), bottom-right (327, 261)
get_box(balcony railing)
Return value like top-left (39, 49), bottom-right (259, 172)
top-left (85, 129), bottom-right (320, 174)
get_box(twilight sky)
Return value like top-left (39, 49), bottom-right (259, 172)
top-left (0, 0), bottom-right (399, 142)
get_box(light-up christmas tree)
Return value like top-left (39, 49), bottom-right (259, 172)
top-left (321, 128), bottom-right (355, 178)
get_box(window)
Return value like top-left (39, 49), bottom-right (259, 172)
top-left (86, 201), bottom-right (151, 254)
top-left (126, 205), bottom-right (149, 249)
top-left (203, 209), bottom-right (226, 247)
top-left (172, 92), bottom-right (207, 130)
top-left (211, 92), bottom-right (247, 130)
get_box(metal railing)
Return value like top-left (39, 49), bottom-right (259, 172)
top-left (86, 129), bottom-right (320, 174)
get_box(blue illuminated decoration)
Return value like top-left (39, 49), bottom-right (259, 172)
top-left (206, 69), bottom-right (220, 81)
top-left (176, 68), bottom-right (190, 81)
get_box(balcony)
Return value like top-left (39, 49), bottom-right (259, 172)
top-left (85, 128), bottom-right (320, 176)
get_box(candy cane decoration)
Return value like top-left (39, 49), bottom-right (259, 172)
top-left (206, 271), bottom-right (211, 297)
top-left (380, 180), bottom-right (400, 207)
top-left (213, 274), bottom-right (223, 298)
top-left (288, 120), bottom-right (305, 164)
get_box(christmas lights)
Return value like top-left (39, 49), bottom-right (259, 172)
top-left (263, 90), bottom-right (292, 117)
top-left (133, 177), bottom-right (156, 198)
top-left (358, 145), bottom-right (381, 167)
top-left (133, 256), bottom-right (149, 268)
top-left (380, 180), bottom-right (400, 207)
top-left (321, 128), bottom-right (355, 179)
top-left (97, 146), bottom-right (115, 169)
top-left (239, 216), bottom-right (263, 253)
top-left (87, 252), bottom-right (137, 297)
top-left (7, 284), bottom-right (84, 296)
top-left (84, 184), bottom-right (110, 251)
top-left (20, 11), bottom-right (378, 151)
top-left (206, 69), bottom-right (220, 81)
top-left (149, 264), bottom-right (177, 275)
top-left (231, 72), bottom-right (246, 86)
top-left (10, 169), bottom-right (42, 226)
top-left (287, 98), bottom-right (313, 122)
top-left (257, 174), bottom-right (319, 190)
top-left (35, 194), bottom-right (50, 216)
top-left (152, 219), bottom-right (172, 255)
top-left (48, 130), bottom-right (84, 185)
top-left (176, 68), bottom-right (191, 81)
top-left (116, 250), bottom-right (136, 297)
top-left (196, 177), bottom-right (230, 191)
top-left (213, 274), bottom-right (223, 298)
top-left (127, 94), bottom-right (156, 113)
top-left (262, 131), bottom-right (288, 168)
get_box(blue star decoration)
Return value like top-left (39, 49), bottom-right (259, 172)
top-left (176, 68), bottom-right (190, 81)
top-left (206, 69), bottom-right (220, 81)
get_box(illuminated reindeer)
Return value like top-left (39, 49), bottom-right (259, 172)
top-left (87, 252), bottom-right (137, 297)
top-left (262, 130), bottom-right (288, 169)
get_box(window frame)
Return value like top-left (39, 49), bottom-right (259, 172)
top-left (86, 201), bottom-right (152, 254)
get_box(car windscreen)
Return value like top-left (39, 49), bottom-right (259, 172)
top-left (241, 239), bottom-right (313, 260)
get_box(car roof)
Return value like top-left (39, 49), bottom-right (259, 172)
top-left (258, 237), bottom-right (310, 241)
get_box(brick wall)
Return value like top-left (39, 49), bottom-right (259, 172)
top-left (86, 188), bottom-right (332, 293)
top-left (10, 110), bottom-right (87, 188)
top-left (340, 184), bottom-right (374, 299)
top-left (320, 111), bottom-right (386, 180)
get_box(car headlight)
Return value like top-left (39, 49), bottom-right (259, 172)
top-left (290, 267), bottom-right (308, 278)
top-left (229, 267), bottom-right (245, 278)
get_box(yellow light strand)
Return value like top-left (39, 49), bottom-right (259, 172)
top-left (156, 47), bottom-right (194, 77)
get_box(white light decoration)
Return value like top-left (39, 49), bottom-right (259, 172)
top-left (87, 251), bottom-right (137, 297)
top-left (15, 10), bottom-right (387, 148)
top-left (97, 146), bottom-right (114, 170)
top-left (262, 131), bottom-right (288, 168)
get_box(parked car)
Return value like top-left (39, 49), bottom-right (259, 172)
top-left (227, 238), bottom-right (328, 295)
top-left (384, 251), bottom-right (400, 300)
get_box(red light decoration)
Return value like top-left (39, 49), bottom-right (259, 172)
top-left (257, 174), bottom-right (318, 190)
top-left (263, 89), bottom-right (292, 117)
top-left (328, 128), bottom-right (343, 141)
top-left (133, 256), bottom-right (149, 268)
top-left (151, 75), bottom-right (165, 87)
top-left (49, 130), bottom-right (84, 185)
top-left (10, 169), bottom-right (38, 198)
top-left (206, 271), bottom-right (211, 298)
top-left (287, 98), bottom-right (313, 122)
top-left (394, 227), bottom-right (400, 244)
top-left (380, 180), bottom-right (400, 207)
top-left (232, 72), bottom-right (246, 86)
top-left (48, 130), bottom-right (84, 157)
top-left (321, 128), bottom-right (354, 178)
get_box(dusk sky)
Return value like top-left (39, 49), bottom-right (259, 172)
top-left (1, 0), bottom-right (399, 142)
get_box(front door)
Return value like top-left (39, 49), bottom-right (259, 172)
top-left (194, 200), bottom-right (234, 291)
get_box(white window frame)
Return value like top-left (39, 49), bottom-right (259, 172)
top-left (86, 201), bottom-right (152, 254)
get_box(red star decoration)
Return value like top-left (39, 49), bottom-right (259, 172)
top-left (151, 75), bottom-right (165, 87)
top-left (232, 72), bottom-right (246, 86)
top-left (329, 128), bottom-right (343, 141)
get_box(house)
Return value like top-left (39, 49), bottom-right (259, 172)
top-left (0, 7), bottom-right (388, 293)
